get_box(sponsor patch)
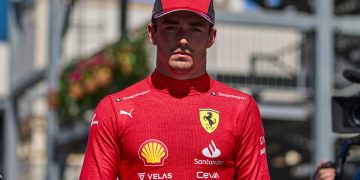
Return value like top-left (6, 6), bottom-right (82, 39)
top-left (260, 136), bottom-right (265, 145)
top-left (218, 92), bottom-right (247, 100)
top-left (196, 171), bottom-right (219, 179)
top-left (137, 172), bottom-right (172, 180)
top-left (260, 148), bottom-right (266, 155)
top-left (194, 140), bottom-right (224, 166)
top-left (199, 109), bottom-right (219, 133)
top-left (194, 159), bottom-right (224, 166)
top-left (123, 90), bottom-right (150, 100)
top-left (138, 173), bottom-right (145, 180)
top-left (138, 139), bottom-right (168, 166)
top-left (90, 114), bottom-right (98, 127)
top-left (202, 140), bottom-right (221, 158)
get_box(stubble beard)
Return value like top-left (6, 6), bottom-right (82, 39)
top-left (168, 56), bottom-right (193, 74)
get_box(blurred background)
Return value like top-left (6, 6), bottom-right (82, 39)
top-left (1, 0), bottom-right (360, 179)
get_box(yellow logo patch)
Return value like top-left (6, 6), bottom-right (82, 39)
top-left (199, 108), bottom-right (220, 133)
top-left (138, 139), bottom-right (168, 166)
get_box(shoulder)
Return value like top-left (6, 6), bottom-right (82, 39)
top-left (93, 77), bottom-right (150, 111)
top-left (93, 78), bottom-right (151, 124)
top-left (107, 76), bottom-right (152, 102)
top-left (211, 80), bottom-right (253, 103)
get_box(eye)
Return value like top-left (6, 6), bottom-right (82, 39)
top-left (189, 27), bottom-right (204, 32)
top-left (190, 28), bottom-right (200, 32)
top-left (165, 25), bottom-right (178, 31)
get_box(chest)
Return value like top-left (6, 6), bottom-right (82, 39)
top-left (116, 94), bottom-right (241, 166)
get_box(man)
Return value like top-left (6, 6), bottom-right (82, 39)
top-left (80, 0), bottom-right (270, 179)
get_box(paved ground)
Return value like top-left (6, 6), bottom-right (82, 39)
top-left (17, 156), bottom-right (83, 180)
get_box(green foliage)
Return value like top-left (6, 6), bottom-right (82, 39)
top-left (57, 31), bottom-right (149, 127)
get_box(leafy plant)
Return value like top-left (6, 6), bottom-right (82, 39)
top-left (55, 31), bottom-right (149, 127)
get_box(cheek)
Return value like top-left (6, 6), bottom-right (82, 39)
top-left (157, 36), bottom-right (177, 50)
top-left (191, 34), bottom-right (211, 46)
top-left (191, 37), bottom-right (210, 52)
top-left (157, 31), bottom-right (176, 42)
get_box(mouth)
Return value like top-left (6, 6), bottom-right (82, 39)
top-left (171, 52), bottom-right (192, 62)
top-left (173, 51), bottom-right (191, 56)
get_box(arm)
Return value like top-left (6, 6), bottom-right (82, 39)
top-left (80, 96), bottom-right (120, 180)
top-left (316, 161), bottom-right (336, 180)
top-left (235, 97), bottom-right (270, 180)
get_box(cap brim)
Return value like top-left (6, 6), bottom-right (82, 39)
top-left (153, 9), bottom-right (214, 24)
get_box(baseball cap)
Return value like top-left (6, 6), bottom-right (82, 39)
top-left (152, 0), bottom-right (215, 24)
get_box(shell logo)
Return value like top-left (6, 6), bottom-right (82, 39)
top-left (138, 139), bottom-right (168, 166)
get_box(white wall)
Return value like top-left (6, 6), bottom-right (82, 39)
top-left (34, 0), bottom-right (48, 70)
top-left (62, 1), bottom-right (154, 63)
top-left (208, 24), bottom-right (301, 76)
top-left (63, 0), bottom-right (121, 62)
top-left (0, 42), bottom-right (9, 98)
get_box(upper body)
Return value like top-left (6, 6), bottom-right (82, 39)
top-left (80, 0), bottom-right (270, 179)
top-left (80, 70), bottom-right (269, 180)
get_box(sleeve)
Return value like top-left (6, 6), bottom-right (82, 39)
top-left (234, 97), bottom-right (270, 180)
top-left (80, 96), bottom-right (120, 180)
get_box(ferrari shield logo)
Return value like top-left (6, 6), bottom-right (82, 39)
top-left (199, 108), bottom-right (220, 133)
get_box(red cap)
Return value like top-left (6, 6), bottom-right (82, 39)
top-left (152, 0), bottom-right (215, 24)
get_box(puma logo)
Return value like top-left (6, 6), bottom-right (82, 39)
top-left (120, 109), bottom-right (134, 118)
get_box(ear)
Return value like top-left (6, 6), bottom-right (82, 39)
top-left (147, 23), bottom-right (157, 45)
top-left (206, 27), bottom-right (217, 48)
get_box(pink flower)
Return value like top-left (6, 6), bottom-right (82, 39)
top-left (69, 70), bottom-right (82, 82)
top-left (76, 60), bottom-right (87, 71)
top-left (91, 54), bottom-right (105, 68)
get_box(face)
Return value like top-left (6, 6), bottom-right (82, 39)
top-left (148, 11), bottom-right (216, 80)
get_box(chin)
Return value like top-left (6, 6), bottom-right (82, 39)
top-left (169, 62), bottom-right (193, 73)
top-left (169, 66), bottom-right (192, 74)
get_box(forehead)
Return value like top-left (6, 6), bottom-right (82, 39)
top-left (157, 11), bottom-right (209, 26)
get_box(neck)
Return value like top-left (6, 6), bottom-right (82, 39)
top-left (155, 67), bottom-right (207, 80)
top-left (149, 70), bottom-right (212, 97)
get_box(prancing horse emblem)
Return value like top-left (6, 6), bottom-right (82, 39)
top-left (199, 108), bottom-right (220, 133)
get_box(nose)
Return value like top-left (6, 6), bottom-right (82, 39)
top-left (178, 38), bottom-right (189, 48)
top-left (177, 31), bottom-right (190, 50)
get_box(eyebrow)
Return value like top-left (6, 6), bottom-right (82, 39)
top-left (160, 18), bottom-right (207, 27)
top-left (188, 21), bottom-right (207, 27)
top-left (161, 19), bottom-right (179, 25)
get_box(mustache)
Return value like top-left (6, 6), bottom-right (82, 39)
top-left (171, 46), bottom-right (193, 54)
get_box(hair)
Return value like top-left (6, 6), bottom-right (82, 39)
top-left (151, 17), bottom-right (214, 33)
top-left (151, 17), bottom-right (157, 32)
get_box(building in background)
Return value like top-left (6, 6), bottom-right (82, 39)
top-left (2, 0), bottom-right (360, 179)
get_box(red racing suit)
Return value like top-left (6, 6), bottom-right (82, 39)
top-left (80, 70), bottom-right (270, 180)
